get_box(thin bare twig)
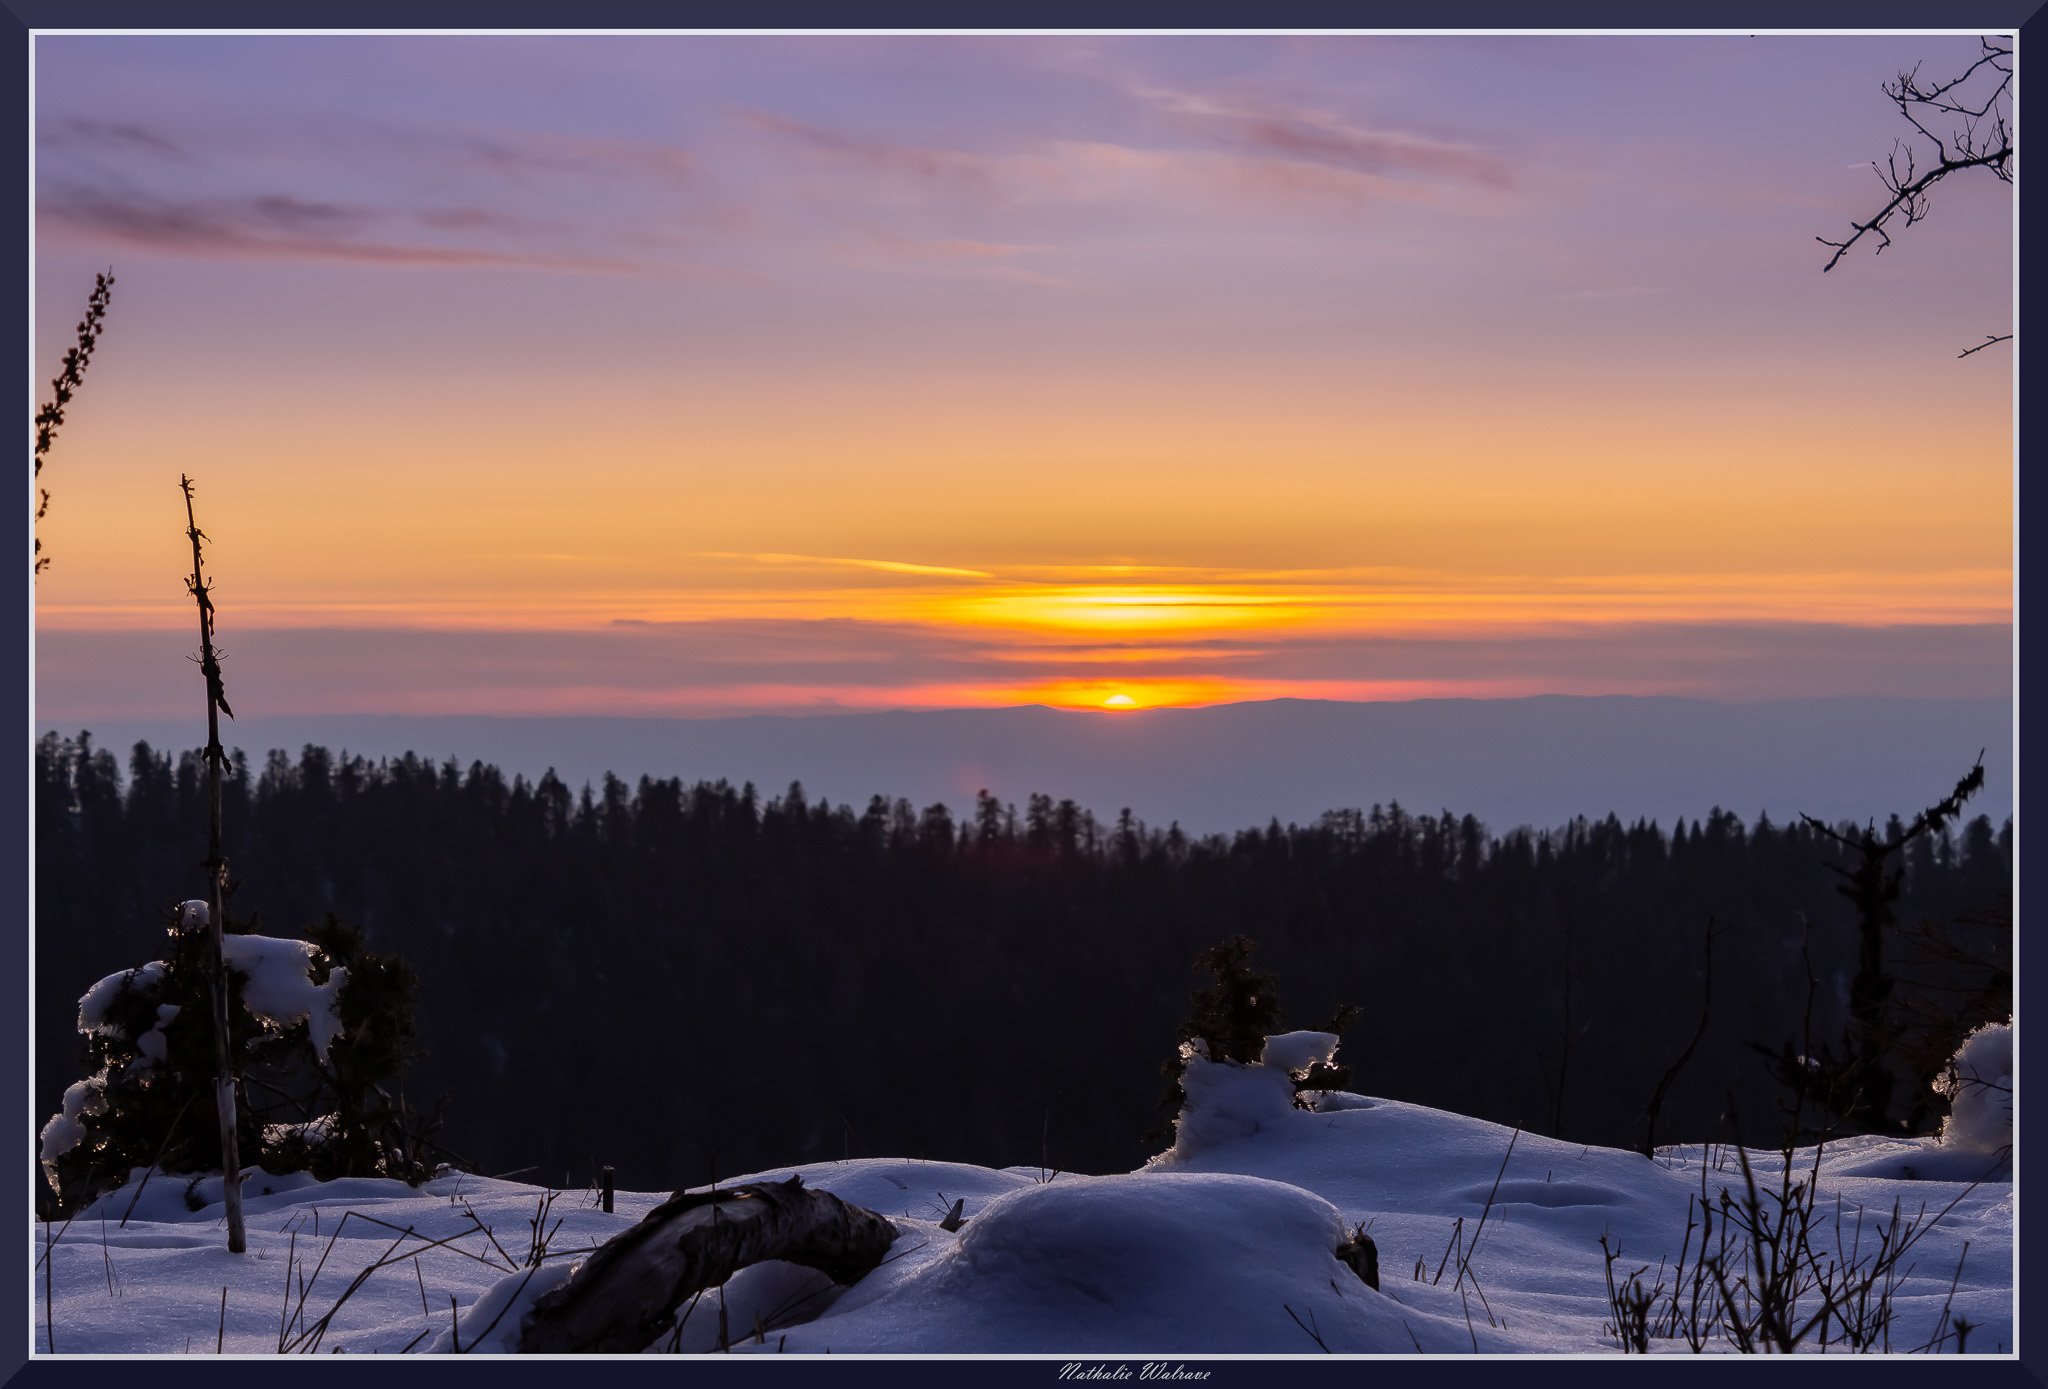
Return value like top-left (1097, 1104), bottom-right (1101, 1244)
top-left (1283, 1303), bottom-right (1330, 1352)
top-left (1957, 334), bottom-right (2012, 359)
top-left (1455, 1128), bottom-right (1519, 1292)
top-left (1640, 922), bottom-right (1718, 1157)
top-left (121, 1090), bottom-right (203, 1228)
top-left (99, 1209), bottom-right (119, 1298)
top-left (461, 1201), bottom-right (520, 1271)
top-left (455, 1267), bottom-right (540, 1353)
top-left (1431, 1216), bottom-right (1462, 1285)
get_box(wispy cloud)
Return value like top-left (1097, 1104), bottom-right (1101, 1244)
top-left (37, 110), bottom-right (724, 275)
top-left (38, 117), bottom-right (187, 159)
top-left (33, 617), bottom-right (2015, 723)
top-left (852, 228), bottom-right (1068, 284)
top-left (1138, 86), bottom-right (1515, 191)
top-left (739, 107), bottom-right (1505, 218)
top-left (1554, 285), bottom-right (1667, 301)
top-left (38, 188), bottom-right (730, 277)
top-left (717, 552), bottom-right (999, 580)
top-left (38, 85), bottom-right (1521, 285)
top-left (375, 121), bottom-right (698, 191)
top-left (736, 110), bottom-right (1016, 200)
top-left (863, 230), bottom-right (1044, 261)
top-left (41, 112), bottom-right (698, 192)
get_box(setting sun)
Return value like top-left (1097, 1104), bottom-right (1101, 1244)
top-left (30, 33), bottom-right (2012, 724)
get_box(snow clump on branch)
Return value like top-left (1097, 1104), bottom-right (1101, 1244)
top-left (1935, 1020), bottom-right (2012, 1155)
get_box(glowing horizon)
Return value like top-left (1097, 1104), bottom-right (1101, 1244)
top-left (35, 558), bottom-right (2013, 632)
top-left (31, 34), bottom-right (2012, 720)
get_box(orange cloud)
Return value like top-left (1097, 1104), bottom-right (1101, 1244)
top-left (35, 564), bottom-right (2011, 636)
top-left (36, 617), bottom-right (2012, 724)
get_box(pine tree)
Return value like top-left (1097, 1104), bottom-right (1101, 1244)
top-left (1145, 936), bottom-right (1284, 1144)
top-left (39, 908), bottom-right (431, 1215)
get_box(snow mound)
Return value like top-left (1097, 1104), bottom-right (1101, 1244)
top-left (1936, 1020), bottom-right (2012, 1155)
top-left (646, 1259), bottom-right (850, 1352)
top-left (771, 1172), bottom-right (1417, 1353)
top-left (33, 1092), bottom-right (2012, 1356)
top-left (674, 1158), bottom-right (1039, 1227)
top-left (1151, 1031), bottom-right (1364, 1162)
top-left (192, 1169), bottom-right (423, 1214)
top-left (1155, 1030), bottom-right (1354, 1162)
top-left (424, 1260), bottom-right (580, 1353)
top-left (1310, 1091), bottom-right (1376, 1111)
top-left (1456, 1178), bottom-right (1621, 1210)
top-left (1159, 1055), bottom-right (1297, 1159)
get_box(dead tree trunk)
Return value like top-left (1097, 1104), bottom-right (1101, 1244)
top-left (519, 1175), bottom-right (899, 1353)
top-left (1795, 756), bottom-right (1984, 1134)
top-left (180, 475), bottom-right (244, 1255)
top-left (1638, 919), bottom-right (1716, 1158)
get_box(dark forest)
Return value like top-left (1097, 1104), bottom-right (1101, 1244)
top-left (36, 731), bottom-right (2012, 1193)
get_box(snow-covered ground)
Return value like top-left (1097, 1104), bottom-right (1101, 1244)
top-left (33, 1032), bottom-right (2013, 1357)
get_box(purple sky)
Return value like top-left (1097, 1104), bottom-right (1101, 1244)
top-left (32, 33), bottom-right (2013, 719)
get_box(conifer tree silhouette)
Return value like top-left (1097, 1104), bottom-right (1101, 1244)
top-left (1763, 758), bottom-right (1986, 1135)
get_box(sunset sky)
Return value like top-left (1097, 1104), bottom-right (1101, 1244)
top-left (32, 33), bottom-right (2014, 719)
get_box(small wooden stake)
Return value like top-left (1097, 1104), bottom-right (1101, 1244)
top-left (602, 1166), bottom-right (614, 1215)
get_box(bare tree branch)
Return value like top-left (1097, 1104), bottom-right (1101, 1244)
top-left (1818, 37), bottom-right (2012, 275)
top-left (1957, 333), bottom-right (2012, 359)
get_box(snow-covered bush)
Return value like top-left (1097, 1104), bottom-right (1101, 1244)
top-left (1147, 936), bottom-right (1359, 1146)
top-left (1934, 1019), bottom-right (2012, 1154)
top-left (1160, 1042), bottom-right (1302, 1158)
top-left (1153, 1030), bottom-right (1369, 1163)
top-left (39, 904), bottom-right (426, 1211)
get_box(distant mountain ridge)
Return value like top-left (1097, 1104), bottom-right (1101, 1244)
top-left (40, 694), bottom-right (2012, 838)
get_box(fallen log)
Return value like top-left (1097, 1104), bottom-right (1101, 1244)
top-left (518, 1173), bottom-right (899, 1353)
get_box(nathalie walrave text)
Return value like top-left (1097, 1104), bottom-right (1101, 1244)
top-left (1058, 1367), bottom-right (1210, 1381)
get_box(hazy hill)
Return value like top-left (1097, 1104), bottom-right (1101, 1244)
top-left (43, 694), bottom-right (2010, 837)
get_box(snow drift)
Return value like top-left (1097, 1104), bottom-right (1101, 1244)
top-left (33, 1027), bottom-right (2014, 1355)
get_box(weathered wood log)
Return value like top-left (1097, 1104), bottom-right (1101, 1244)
top-left (518, 1174), bottom-right (899, 1353)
